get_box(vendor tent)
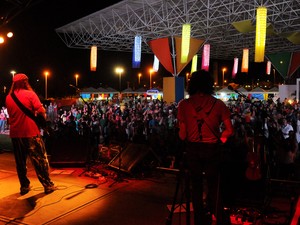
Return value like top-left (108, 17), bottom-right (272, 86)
top-left (249, 87), bottom-right (266, 100)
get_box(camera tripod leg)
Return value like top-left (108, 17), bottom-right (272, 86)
top-left (166, 169), bottom-right (191, 225)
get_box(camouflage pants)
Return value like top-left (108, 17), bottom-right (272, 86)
top-left (11, 136), bottom-right (54, 189)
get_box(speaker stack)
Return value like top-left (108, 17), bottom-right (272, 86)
top-left (108, 142), bottom-right (160, 174)
top-left (48, 133), bottom-right (91, 168)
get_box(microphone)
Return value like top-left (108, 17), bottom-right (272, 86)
top-left (228, 84), bottom-right (247, 98)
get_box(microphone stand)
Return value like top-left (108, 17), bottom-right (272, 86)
top-left (228, 85), bottom-right (248, 99)
top-left (69, 84), bottom-right (92, 113)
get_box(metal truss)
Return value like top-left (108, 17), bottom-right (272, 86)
top-left (0, 0), bottom-right (40, 27)
top-left (55, 0), bottom-right (300, 61)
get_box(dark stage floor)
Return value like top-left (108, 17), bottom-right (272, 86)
top-left (1, 139), bottom-right (300, 224)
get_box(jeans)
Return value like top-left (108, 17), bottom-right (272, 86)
top-left (0, 120), bottom-right (5, 132)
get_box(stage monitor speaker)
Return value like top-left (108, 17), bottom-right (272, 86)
top-left (48, 134), bottom-right (90, 168)
top-left (108, 143), bottom-right (159, 174)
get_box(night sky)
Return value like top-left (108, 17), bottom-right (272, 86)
top-left (0, 0), bottom-right (282, 106)
top-left (0, 0), bottom-right (164, 102)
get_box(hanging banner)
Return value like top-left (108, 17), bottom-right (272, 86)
top-left (90, 45), bottom-right (97, 71)
top-left (232, 57), bottom-right (238, 78)
top-left (181, 23), bottom-right (191, 63)
top-left (148, 37), bottom-right (203, 76)
top-left (266, 52), bottom-right (292, 79)
top-left (132, 35), bottom-right (142, 68)
top-left (191, 55), bottom-right (198, 73)
top-left (175, 37), bottom-right (204, 75)
top-left (148, 37), bottom-right (174, 74)
top-left (241, 48), bottom-right (249, 73)
top-left (201, 44), bottom-right (210, 71)
top-left (266, 61), bottom-right (271, 75)
top-left (153, 55), bottom-right (159, 72)
top-left (254, 7), bottom-right (267, 62)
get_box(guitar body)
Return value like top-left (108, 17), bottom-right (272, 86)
top-left (35, 114), bottom-right (47, 129)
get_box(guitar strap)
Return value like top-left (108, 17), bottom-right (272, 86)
top-left (10, 92), bottom-right (39, 127)
top-left (188, 98), bottom-right (220, 141)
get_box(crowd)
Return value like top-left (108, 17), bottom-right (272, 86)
top-left (226, 95), bottom-right (299, 180)
top-left (1, 94), bottom-right (299, 179)
top-left (42, 97), bottom-right (180, 165)
top-left (0, 106), bottom-right (9, 134)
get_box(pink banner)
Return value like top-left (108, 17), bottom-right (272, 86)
top-left (201, 44), bottom-right (210, 71)
top-left (232, 57), bottom-right (238, 78)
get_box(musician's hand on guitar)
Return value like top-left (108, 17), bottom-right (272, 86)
top-left (220, 137), bottom-right (227, 143)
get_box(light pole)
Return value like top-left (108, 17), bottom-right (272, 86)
top-left (115, 67), bottom-right (124, 91)
top-left (149, 68), bottom-right (154, 89)
top-left (222, 68), bottom-right (227, 87)
top-left (186, 72), bottom-right (190, 87)
top-left (138, 73), bottom-right (142, 86)
top-left (10, 70), bottom-right (16, 78)
top-left (44, 71), bottom-right (49, 99)
top-left (75, 74), bottom-right (79, 86)
top-left (186, 72), bottom-right (190, 81)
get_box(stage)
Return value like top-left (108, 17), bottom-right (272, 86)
top-left (0, 134), bottom-right (300, 224)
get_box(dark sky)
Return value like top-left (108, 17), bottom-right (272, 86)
top-left (0, 0), bottom-right (162, 99)
top-left (0, 0), bottom-right (283, 105)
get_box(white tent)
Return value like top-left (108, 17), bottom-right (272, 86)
top-left (81, 87), bottom-right (98, 93)
top-left (250, 87), bottom-right (266, 93)
top-left (215, 87), bottom-right (235, 101)
top-left (105, 87), bottom-right (119, 94)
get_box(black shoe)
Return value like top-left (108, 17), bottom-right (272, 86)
top-left (20, 186), bottom-right (31, 195)
top-left (44, 185), bottom-right (57, 194)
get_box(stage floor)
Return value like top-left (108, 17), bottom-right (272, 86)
top-left (0, 150), bottom-right (299, 225)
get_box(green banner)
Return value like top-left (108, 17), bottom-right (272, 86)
top-left (266, 52), bottom-right (291, 79)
